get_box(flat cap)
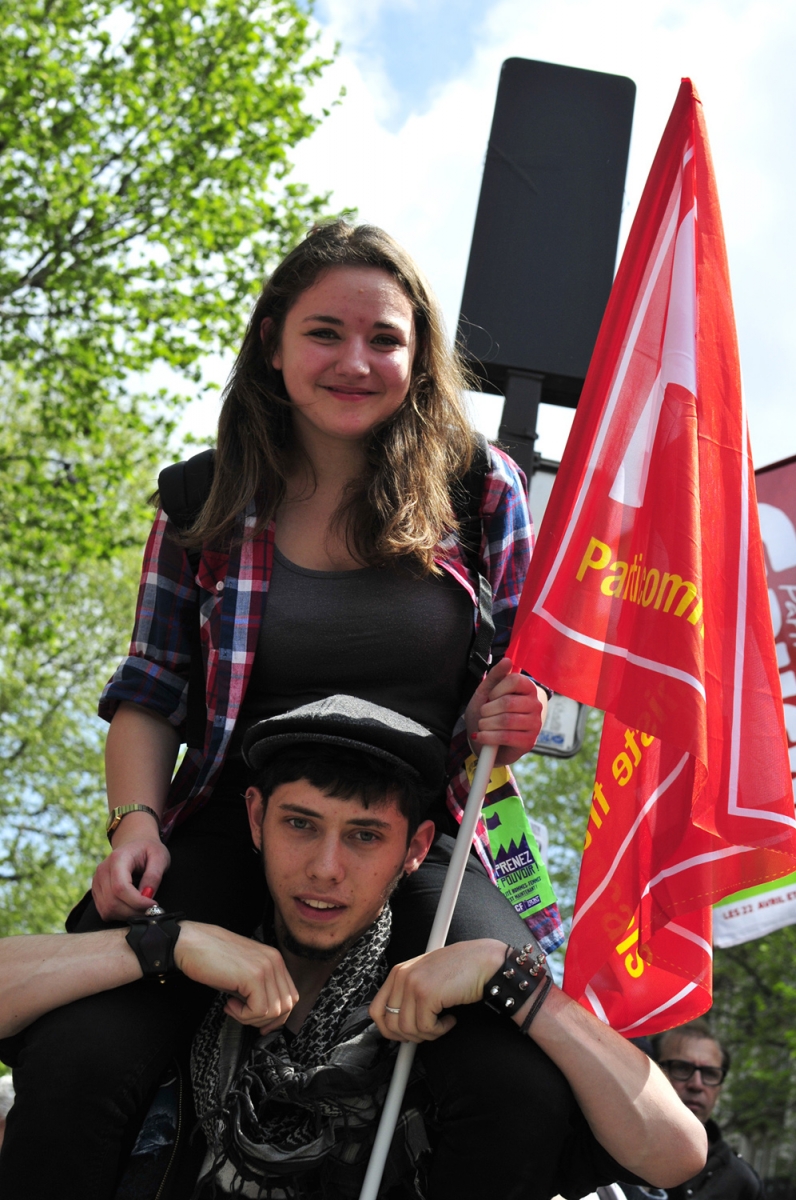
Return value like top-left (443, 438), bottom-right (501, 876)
top-left (242, 695), bottom-right (445, 790)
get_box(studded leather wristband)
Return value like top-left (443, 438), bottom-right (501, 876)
top-left (483, 943), bottom-right (548, 1016)
top-left (126, 912), bottom-right (185, 983)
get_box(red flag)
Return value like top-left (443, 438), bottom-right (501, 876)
top-left (508, 80), bottom-right (796, 1035)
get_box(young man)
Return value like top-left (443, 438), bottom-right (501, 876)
top-left (0, 698), bottom-right (706, 1198)
top-left (655, 1021), bottom-right (763, 1200)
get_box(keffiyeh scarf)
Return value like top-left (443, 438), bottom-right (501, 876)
top-left (190, 907), bottom-right (429, 1199)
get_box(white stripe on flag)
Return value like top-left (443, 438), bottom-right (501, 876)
top-left (640, 844), bottom-right (757, 898)
top-left (570, 752), bottom-right (690, 933)
top-left (534, 608), bottom-right (706, 699)
top-left (584, 985), bottom-right (610, 1025)
top-left (667, 922), bottom-right (713, 958)
top-left (530, 165), bottom-right (711, 697)
top-left (609, 204), bottom-right (697, 510)
top-left (532, 179), bottom-right (683, 615)
top-left (618, 980), bottom-right (699, 1034)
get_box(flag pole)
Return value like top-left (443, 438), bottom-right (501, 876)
top-left (358, 743), bottom-right (499, 1200)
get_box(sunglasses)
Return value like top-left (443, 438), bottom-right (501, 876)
top-left (659, 1059), bottom-right (726, 1087)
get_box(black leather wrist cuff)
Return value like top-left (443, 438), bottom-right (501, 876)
top-left (126, 912), bottom-right (185, 983)
top-left (483, 943), bottom-right (548, 1016)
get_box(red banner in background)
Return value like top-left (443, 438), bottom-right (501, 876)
top-left (507, 80), bottom-right (796, 1035)
top-left (711, 457), bottom-right (796, 950)
top-left (757, 456), bottom-right (796, 778)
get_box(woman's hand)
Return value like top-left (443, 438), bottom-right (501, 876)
top-left (98, 702), bottom-right (179, 920)
top-left (370, 939), bottom-right (506, 1043)
top-left (465, 657), bottom-right (547, 765)
top-left (91, 812), bottom-right (172, 921)
top-left (175, 922), bottom-right (299, 1035)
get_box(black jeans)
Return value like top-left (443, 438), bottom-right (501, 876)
top-left (0, 782), bottom-right (582, 1200)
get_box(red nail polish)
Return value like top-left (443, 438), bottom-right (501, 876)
top-left (141, 886), bottom-right (155, 899)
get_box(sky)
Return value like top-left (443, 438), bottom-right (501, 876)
top-left (186, 0), bottom-right (796, 472)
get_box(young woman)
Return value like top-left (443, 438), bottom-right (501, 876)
top-left (0, 222), bottom-right (568, 1200)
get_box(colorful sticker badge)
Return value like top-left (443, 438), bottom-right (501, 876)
top-left (465, 755), bottom-right (557, 918)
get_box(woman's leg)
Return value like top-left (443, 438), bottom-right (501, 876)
top-left (0, 782), bottom-right (268, 1200)
top-left (390, 834), bottom-right (575, 1200)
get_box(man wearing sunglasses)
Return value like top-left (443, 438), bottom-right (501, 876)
top-left (656, 1020), bottom-right (763, 1200)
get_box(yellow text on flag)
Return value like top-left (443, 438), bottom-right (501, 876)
top-left (583, 727), bottom-right (655, 849)
top-left (576, 537), bottom-right (705, 637)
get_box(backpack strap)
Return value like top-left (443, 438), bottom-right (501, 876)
top-left (157, 449), bottom-right (216, 749)
top-left (450, 433), bottom-right (495, 694)
top-left (158, 448), bottom-right (216, 575)
top-left (452, 433), bottom-right (489, 568)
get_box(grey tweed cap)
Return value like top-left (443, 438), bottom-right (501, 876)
top-left (242, 695), bottom-right (445, 789)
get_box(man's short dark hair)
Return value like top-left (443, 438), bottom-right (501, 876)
top-left (655, 1019), bottom-right (731, 1074)
top-left (253, 743), bottom-right (434, 838)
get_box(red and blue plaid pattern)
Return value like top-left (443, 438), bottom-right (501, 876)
top-left (100, 446), bottom-right (564, 952)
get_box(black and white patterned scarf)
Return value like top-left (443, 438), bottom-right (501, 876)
top-left (190, 907), bottom-right (429, 1199)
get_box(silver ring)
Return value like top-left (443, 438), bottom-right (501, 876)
top-left (385, 1005), bottom-right (401, 1015)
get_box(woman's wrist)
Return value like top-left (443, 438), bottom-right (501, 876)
top-left (108, 808), bottom-right (163, 847)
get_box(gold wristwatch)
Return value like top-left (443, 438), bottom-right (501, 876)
top-left (106, 804), bottom-right (161, 844)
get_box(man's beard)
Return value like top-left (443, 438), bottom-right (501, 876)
top-left (272, 868), bottom-right (405, 964)
top-left (275, 913), bottom-right (361, 963)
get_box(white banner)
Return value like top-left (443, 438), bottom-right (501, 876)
top-left (714, 873), bottom-right (796, 948)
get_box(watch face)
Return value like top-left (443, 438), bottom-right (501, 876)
top-left (107, 806), bottom-right (159, 842)
top-left (106, 808), bottom-right (129, 835)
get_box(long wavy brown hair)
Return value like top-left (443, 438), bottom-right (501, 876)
top-left (183, 220), bottom-right (478, 573)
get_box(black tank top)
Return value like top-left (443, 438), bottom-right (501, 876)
top-left (228, 548), bottom-right (473, 756)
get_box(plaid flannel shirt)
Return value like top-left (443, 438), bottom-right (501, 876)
top-left (100, 446), bottom-right (563, 951)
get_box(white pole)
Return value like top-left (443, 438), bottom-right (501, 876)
top-left (358, 744), bottom-right (499, 1200)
